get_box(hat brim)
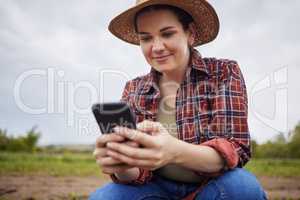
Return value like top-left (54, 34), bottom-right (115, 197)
top-left (108, 0), bottom-right (219, 46)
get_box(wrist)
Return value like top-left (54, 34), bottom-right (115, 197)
top-left (170, 139), bottom-right (187, 165)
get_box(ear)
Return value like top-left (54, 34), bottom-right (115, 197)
top-left (187, 23), bottom-right (196, 47)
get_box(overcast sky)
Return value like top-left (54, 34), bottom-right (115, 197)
top-left (1, 0), bottom-right (299, 145)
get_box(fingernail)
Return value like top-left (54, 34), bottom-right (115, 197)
top-left (113, 126), bottom-right (119, 132)
top-left (108, 142), bottom-right (116, 149)
top-left (107, 142), bottom-right (112, 148)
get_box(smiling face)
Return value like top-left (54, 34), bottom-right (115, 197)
top-left (136, 9), bottom-right (194, 75)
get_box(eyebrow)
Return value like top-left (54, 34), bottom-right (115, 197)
top-left (137, 26), bottom-right (175, 35)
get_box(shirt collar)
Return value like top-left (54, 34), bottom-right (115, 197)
top-left (138, 69), bottom-right (160, 94)
top-left (189, 48), bottom-right (209, 75)
top-left (139, 48), bottom-right (209, 94)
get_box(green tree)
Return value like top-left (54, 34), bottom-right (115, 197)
top-left (254, 132), bottom-right (289, 159)
top-left (0, 129), bottom-right (9, 150)
top-left (0, 126), bottom-right (41, 152)
top-left (22, 126), bottom-right (41, 152)
top-left (288, 122), bottom-right (300, 158)
top-left (251, 140), bottom-right (258, 157)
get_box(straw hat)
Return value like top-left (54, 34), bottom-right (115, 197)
top-left (108, 0), bottom-right (219, 46)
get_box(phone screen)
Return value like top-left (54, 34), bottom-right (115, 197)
top-left (92, 102), bottom-right (136, 134)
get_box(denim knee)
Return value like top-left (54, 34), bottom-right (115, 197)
top-left (89, 182), bottom-right (170, 200)
top-left (196, 168), bottom-right (267, 200)
top-left (89, 183), bottom-right (139, 200)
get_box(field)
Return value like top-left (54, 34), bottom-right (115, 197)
top-left (0, 152), bottom-right (300, 200)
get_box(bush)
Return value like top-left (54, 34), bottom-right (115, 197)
top-left (0, 126), bottom-right (40, 152)
top-left (0, 129), bottom-right (9, 151)
top-left (288, 123), bottom-right (300, 158)
top-left (254, 141), bottom-right (289, 159)
top-left (252, 122), bottom-right (300, 159)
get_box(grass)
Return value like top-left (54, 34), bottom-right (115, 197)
top-left (0, 151), bottom-right (101, 177)
top-left (0, 152), bottom-right (300, 200)
top-left (245, 158), bottom-right (300, 177)
top-left (0, 151), bottom-right (300, 177)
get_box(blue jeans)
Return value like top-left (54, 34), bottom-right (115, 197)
top-left (89, 168), bottom-right (267, 200)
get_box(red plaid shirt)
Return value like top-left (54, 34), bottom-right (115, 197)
top-left (111, 48), bottom-right (251, 188)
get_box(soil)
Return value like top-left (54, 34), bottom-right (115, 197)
top-left (0, 175), bottom-right (299, 200)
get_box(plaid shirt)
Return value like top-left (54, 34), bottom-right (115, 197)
top-left (111, 48), bottom-right (251, 187)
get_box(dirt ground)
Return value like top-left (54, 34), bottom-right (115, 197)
top-left (0, 175), bottom-right (300, 200)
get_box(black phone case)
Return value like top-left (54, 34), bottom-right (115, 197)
top-left (92, 102), bottom-right (136, 134)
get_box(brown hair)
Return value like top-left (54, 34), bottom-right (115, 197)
top-left (134, 4), bottom-right (194, 33)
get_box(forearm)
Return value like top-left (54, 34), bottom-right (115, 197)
top-left (172, 140), bottom-right (225, 173)
top-left (114, 167), bottom-right (140, 182)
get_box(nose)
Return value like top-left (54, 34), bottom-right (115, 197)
top-left (152, 37), bottom-right (165, 53)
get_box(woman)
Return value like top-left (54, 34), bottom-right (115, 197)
top-left (91, 0), bottom-right (267, 199)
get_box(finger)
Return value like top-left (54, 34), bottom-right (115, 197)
top-left (137, 120), bottom-right (161, 133)
top-left (94, 139), bottom-right (138, 160)
top-left (93, 148), bottom-right (107, 159)
top-left (125, 141), bottom-right (139, 148)
top-left (113, 127), bottom-right (156, 147)
top-left (93, 143), bottom-right (139, 160)
top-left (93, 148), bottom-right (117, 159)
top-left (106, 143), bottom-right (156, 160)
top-left (106, 150), bottom-right (157, 170)
top-left (96, 156), bottom-right (124, 166)
top-left (96, 134), bottom-right (125, 148)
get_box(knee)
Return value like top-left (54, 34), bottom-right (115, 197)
top-left (216, 168), bottom-right (266, 199)
top-left (89, 187), bottom-right (103, 200)
top-left (89, 184), bottom-right (109, 200)
top-left (196, 168), bottom-right (267, 200)
top-left (220, 168), bottom-right (261, 186)
top-left (89, 183), bottom-right (128, 200)
top-left (89, 182), bottom-right (159, 200)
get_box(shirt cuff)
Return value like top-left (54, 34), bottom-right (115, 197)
top-left (201, 138), bottom-right (239, 169)
top-left (110, 168), bottom-right (153, 185)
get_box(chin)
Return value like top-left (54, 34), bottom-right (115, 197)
top-left (161, 68), bottom-right (177, 73)
top-left (152, 63), bottom-right (176, 73)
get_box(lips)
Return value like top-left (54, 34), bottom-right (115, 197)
top-left (152, 54), bottom-right (172, 62)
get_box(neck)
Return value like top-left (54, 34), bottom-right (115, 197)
top-left (161, 67), bottom-right (186, 84)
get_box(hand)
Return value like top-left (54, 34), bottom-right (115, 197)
top-left (93, 133), bottom-right (138, 174)
top-left (105, 120), bottom-right (180, 170)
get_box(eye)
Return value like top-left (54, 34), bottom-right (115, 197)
top-left (139, 36), bottom-right (152, 42)
top-left (162, 32), bottom-right (175, 38)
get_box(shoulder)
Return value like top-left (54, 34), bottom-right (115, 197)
top-left (123, 72), bottom-right (152, 92)
top-left (202, 57), bottom-right (244, 81)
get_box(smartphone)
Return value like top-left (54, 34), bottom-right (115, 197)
top-left (92, 102), bottom-right (136, 134)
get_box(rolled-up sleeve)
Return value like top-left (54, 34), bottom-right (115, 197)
top-left (198, 61), bottom-right (251, 174)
